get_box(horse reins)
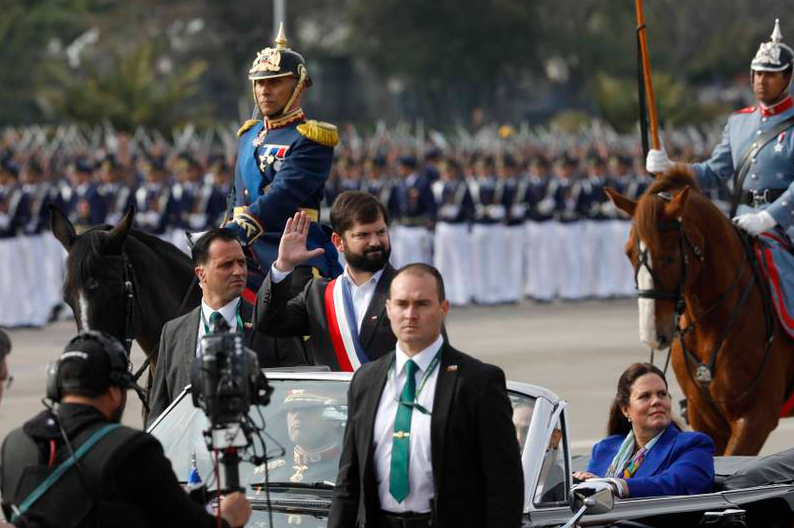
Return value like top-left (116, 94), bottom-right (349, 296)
top-left (116, 251), bottom-right (151, 413)
top-left (637, 192), bottom-right (776, 407)
top-left (121, 252), bottom-right (138, 357)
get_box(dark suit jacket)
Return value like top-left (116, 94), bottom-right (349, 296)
top-left (327, 343), bottom-right (524, 528)
top-left (586, 424), bottom-right (715, 497)
top-left (146, 300), bottom-right (291, 427)
top-left (255, 265), bottom-right (398, 369)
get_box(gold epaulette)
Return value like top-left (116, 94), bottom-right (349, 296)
top-left (237, 119), bottom-right (260, 137)
top-left (296, 120), bottom-right (339, 147)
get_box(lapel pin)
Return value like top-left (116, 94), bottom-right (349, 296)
top-left (244, 322), bottom-right (253, 329)
top-left (370, 316), bottom-right (378, 321)
top-left (446, 365), bottom-right (458, 372)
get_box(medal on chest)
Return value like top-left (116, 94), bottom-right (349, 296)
top-left (257, 144), bottom-right (290, 172)
top-left (775, 131), bottom-right (786, 153)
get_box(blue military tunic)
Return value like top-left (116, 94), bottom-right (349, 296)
top-left (693, 95), bottom-right (794, 226)
top-left (693, 95), bottom-right (794, 338)
top-left (231, 115), bottom-right (341, 280)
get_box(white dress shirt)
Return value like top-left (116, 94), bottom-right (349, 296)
top-left (194, 297), bottom-right (241, 357)
top-left (270, 264), bottom-right (384, 334)
top-left (373, 335), bottom-right (444, 513)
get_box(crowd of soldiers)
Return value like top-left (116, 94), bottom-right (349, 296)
top-left (0, 122), bottom-right (733, 326)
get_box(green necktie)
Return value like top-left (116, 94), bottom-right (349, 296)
top-left (209, 311), bottom-right (225, 333)
top-left (389, 359), bottom-right (419, 503)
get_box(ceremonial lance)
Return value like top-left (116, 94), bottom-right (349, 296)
top-left (634, 0), bottom-right (661, 168)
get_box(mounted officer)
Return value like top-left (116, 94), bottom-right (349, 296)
top-left (647, 19), bottom-right (794, 237)
top-left (225, 23), bottom-right (342, 295)
top-left (646, 19), bottom-right (794, 339)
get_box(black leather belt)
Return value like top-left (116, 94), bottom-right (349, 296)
top-left (741, 188), bottom-right (786, 207)
top-left (377, 510), bottom-right (433, 528)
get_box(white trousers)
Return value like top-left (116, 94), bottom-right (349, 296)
top-left (499, 224), bottom-right (524, 303)
top-left (524, 221), bottom-right (556, 301)
top-left (470, 224), bottom-right (502, 304)
top-left (613, 220), bottom-right (636, 296)
top-left (579, 221), bottom-right (602, 298)
top-left (555, 222), bottom-right (584, 300)
top-left (433, 222), bottom-right (472, 306)
top-left (391, 225), bottom-right (433, 269)
top-left (0, 238), bottom-right (30, 326)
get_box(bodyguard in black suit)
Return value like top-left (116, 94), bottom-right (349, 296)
top-left (328, 264), bottom-right (523, 528)
top-left (147, 229), bottom-right (293, 426)
top-left (256, 191), bottom-right (398, 370)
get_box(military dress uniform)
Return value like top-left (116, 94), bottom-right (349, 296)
top-left (19, 173), bottom-right (64, 326)
top-left (226, 26), bottom-right (341, 291)
top-left (579, 162), bottom-right (610, 299)
top-left (548, 166), bottom-right (585, 301)
top-left (253, 389), bottom-right (343, 487)
top-left (0, 160), bottom-right (31, 327)
top-left (134, 179), bottom-right (176, 237)
top-left (389, 159), bottom-right (436, 269)
top-left (432, 177), bottom-right (474, 306)
top-left (523, 161), bottom-right (555, 301)
top-left (600, 158), bottom-right (635, 298)
top-left (646, 20), bottom-right (794, 338)
top-left (468, 171), bottom-right (504, 305)
top-left (500, 171), bottom-right (527, 303)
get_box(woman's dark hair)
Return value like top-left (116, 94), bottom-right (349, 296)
top-left (606, 362), bottom-right (668, 436)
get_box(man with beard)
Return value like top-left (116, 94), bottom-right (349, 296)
top-left (1, 331), bottom-right (251, 528)
top-left (255, 191), bottom-right (397, 370)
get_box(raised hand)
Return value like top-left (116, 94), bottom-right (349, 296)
top-left (273, 211), bottom-right (326, 273)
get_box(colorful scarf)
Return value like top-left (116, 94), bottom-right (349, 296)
top-left (605, 429), bottom-right (664, 479)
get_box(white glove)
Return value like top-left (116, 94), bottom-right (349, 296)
top-left (645, 148), bottom-right (673, 174)
top-left (732, 210), bottom-right (776, 236)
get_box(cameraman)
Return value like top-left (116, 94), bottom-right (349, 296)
top-left (0, 331), bottom-right (251, 528)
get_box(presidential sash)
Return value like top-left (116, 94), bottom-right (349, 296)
top-left (324, 277), bottom-right (370, 371)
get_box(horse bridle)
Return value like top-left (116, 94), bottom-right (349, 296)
top-left (636, 192), bottom-right (775, 406)
top-left (634, 192), bottom-right (704, 316)
top-left (121, 252), bottom-right (139, 356)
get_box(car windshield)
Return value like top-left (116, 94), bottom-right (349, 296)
top-left (150, 378), bottom-right (540, 498)
top-left (149, 379), bottom-right (349, 490)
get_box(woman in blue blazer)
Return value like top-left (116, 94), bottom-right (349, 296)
top-left (573, 363), bottom-right (714, 498)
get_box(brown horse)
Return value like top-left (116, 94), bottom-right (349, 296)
top-left (606, 166), bottom-right (794, 455)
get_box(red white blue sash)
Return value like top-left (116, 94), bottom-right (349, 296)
top-left (324, 277), bottom-right (370, 371)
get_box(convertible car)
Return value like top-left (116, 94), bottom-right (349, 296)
top-left (147, 370), bottom-right (794, 527)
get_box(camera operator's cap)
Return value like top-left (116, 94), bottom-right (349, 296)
top-left (283, 389), bottom-right (336, 409)
top-left (59, 331), bottom-right (134, 391)
top-left (751, 19), bottom-right (794, 72)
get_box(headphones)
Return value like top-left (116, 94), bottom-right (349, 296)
top-left (46, 330), bottom-right (134, 402)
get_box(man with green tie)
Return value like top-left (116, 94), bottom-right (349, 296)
top-left (329, 264), bottom-right (523, 528)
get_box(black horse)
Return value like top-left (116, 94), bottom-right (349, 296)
top-left (49, 205), bottom-right (200, 375)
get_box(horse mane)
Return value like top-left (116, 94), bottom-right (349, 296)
top-left (634, 165), bottom-right (710, 255)
top-left (643, 164), bottom-right (701, 197)
top-left (63, 225), bottom-right (194, 299)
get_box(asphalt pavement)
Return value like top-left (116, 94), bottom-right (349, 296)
top-left (2, 299), bottom-right (792, 456)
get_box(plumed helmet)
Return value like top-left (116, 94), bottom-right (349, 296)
top-left (751, 19), bottom-right (794, 73)
top-left (248, 23), bottom-right (312, 118)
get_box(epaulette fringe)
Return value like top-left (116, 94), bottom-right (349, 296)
top-left (237, 119), bottom-right (260, 137)
top-left (296, 120), bottom-right (339, 147)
